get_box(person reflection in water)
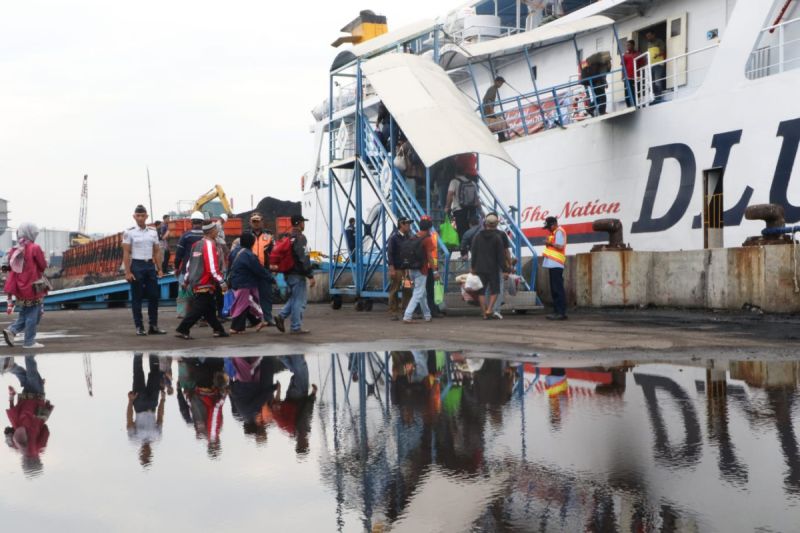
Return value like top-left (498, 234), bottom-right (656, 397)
top-left (183, 358), bottom-right (227, 458)
top-left (227, 356), bottom-right (275, 444)
top-left (127, 353), bottom-right (165, 467)
top-left (272, 355), bottom-right (317, 455)
top-left (4, 355), bottom-right (53, 477)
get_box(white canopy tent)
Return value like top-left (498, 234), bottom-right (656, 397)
top-left (361, 53), bottom-right (517, 169)
top-left (439, 15), bottom-right (615, 70)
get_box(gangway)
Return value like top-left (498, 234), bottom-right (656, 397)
top-left (326, 51), bottom-right (540, 312)
top-left (0, 275), bottom-right (178, 311)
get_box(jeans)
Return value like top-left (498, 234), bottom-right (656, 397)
top-left (10, 356), bottom-right (44, 394)
top-left (130, 260), bottom-right (159, 329)
top-left (548, 267), bottom-right (566, 317)
top-left (256, 274), bottom-right (274, 323)
top-left (280, 274), bottom-right (308, 332)
top-left (652, 64), bottom-right (666, 96)
top-left (9, 304), bottom-right (43, 347)
top-left (403, 270), bottom-right (430, 320)
top-left (279, 354), bottom-right (310, 400)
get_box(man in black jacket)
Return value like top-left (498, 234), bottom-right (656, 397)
top-left (274, 215), bottom-right (316, 334)
top-left (386, 217), bottom-right (412, 320)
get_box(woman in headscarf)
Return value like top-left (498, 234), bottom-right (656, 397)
top-left (227, 232), bottom-right (270, 333)
top-left (3, 223), bottom-right (48, 348)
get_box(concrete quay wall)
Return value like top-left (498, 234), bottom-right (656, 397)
top-left (536, 246), bottom-right (800, 313)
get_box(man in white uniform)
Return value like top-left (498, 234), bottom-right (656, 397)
top-left (122, 205), bottom-right (166, 336)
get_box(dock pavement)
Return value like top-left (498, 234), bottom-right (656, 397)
top-left (1, 304), bottom-right (797, 361)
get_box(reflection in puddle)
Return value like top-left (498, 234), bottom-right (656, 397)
top-left (1, 352), bottom-right (799, 531)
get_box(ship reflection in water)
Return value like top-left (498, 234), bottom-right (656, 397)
top-left (0, 352), bottom-right (798, 532)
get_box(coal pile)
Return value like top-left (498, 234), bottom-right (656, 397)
top-left (237, 196), bottom-right (301, 233)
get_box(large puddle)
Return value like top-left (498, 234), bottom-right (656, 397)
top-left (0, 352), bottom-right (798, 532)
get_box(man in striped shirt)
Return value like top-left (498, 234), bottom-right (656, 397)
top-left (175, 221), bottom-right (230, 339)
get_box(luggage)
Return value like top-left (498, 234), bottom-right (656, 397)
top-left (269, 236), bottom-right (296, 274)
top-left (397, 235), bottom-right (430, 270)
top-left (457, 178), bottom-right (480, 208)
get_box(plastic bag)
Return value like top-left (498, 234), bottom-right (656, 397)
top-left (439, 216), bottom-right (460, 250)
top-left (464, 273), bottom-right (483, 292)
top-left (434, 280), bottom-right (444, 306)
top-left (393, 153), bottom-right (407, 171)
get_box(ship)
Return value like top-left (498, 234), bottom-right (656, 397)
top-left (302, 0), bottom-right (800, 258)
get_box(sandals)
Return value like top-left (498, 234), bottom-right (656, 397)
top-left (255, 321), bottom-right (268, 332)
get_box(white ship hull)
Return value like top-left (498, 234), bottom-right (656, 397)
top-left (303, 0), bottom-right (800, 255)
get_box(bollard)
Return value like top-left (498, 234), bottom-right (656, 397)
top-left (590, 218), bottom-right (632, 252)
top-left (742, 204), bottom-right (793, 246)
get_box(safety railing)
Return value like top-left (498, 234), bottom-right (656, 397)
top-left (450, 24), bottom-right (522, 44)
top-left (357, 115), bottom-right (453, 287)
top-left (746, 16), bottom-right (800, 79)
top-left (634, 43), bottom-right (719, 107)
top-left (480, 67), bottom-right (632, 141)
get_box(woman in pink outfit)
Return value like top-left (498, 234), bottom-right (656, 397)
top-left (3, 223), bottom-right (48, 349)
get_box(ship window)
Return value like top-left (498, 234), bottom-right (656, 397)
top-left (670, 18), bottom-right (682, 38)
top-left (746, 0), bottom-right (800, 79)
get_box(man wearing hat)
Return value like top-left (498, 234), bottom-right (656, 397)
top-left (175, 220), bottom-right (229, 339)
top-left (274, 215), bottom-right (315, 334)
top-left (483, 76), bottom-right (507, 141)
top-left (386, 216), bottom-right (412, 321)
top-left (122, 205), bottom-right (166, 336)
top-left (173, 211), bottom-right (207, 318)
top-left (248, 212), bottom-right (276, 326)
top-left (542, 216), bottom-right (567, 320)
top-left (470, 213), bottom-right (508, 319)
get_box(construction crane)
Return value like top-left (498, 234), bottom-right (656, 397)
top-left (192, 184), bottom-right (234, 216)
top-left (72, 175), bottom-right (91, 247)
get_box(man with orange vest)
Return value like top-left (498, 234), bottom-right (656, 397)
top-left (249, 212), bottom-right (276, 326)
top-left (542, 216), bottom-right (567, 320)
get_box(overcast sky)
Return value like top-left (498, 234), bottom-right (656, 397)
top-left (0, 0), bottom-right (439, 233)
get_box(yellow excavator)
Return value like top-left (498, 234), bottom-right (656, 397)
top-left (192, 184), bottom-right (233, 216)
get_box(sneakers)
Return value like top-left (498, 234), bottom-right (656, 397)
top-left (274, 316), bottom-right (286, 333)
top-left (289, 329), bottom-right (311, 335)
top-left (3, 328), bottom-right (15, 347)
top-left (546, 314), bottom-right (568, 321)
top-left (213, 331), bottom-right (230, 338)
top-left (23, 343), bottom-right (44, 349)
top-left (136, 327), bottom-right (147, 336)
top-left (492, 311), bottom-right (504, 320)
top-left (148, 326), bottom-right (167, 335)
top-left (403, 319), bottom-right (418, 324)
top-left (175, 332), bottom-right (192, 340)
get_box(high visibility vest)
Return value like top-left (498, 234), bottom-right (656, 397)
top-left (542, 227), bottom-right (567, 266)
top-left (430, 231), bottom-right (439, 269)
top-left (252, 232), bottom-right (273, 267)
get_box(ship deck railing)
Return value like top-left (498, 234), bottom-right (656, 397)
top-left (479, 67), bottom-right (634, 140)
top-left (747, 16), bottom-right (800, 80)
top-left (634, 43), bottom-right (719, 108)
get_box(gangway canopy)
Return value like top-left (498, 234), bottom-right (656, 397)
top-left (439, 15), bottom-right (615, 69)
top-left (362, 53), bottom-right (517, 169)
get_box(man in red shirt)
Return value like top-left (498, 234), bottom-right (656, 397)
top-left (622, 39), bottom-right (641, 107)
top-left (175, 222), bottom-right (229, 339)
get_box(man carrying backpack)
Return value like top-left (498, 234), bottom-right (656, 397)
top-left (446, 165), bottom-right (481, 241)
top-left (273, 215), bottom-right (315, 334)
top-left (386, 216), bottom-right (412, 321)
top-left (175, 221), bottom-right (229, 339)
top-left (470, 213), bottom-right (508, 320)
top-left (402, 216), bottom-right (438, 324)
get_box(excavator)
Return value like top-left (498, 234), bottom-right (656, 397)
top-left (192, 184), bottom-right (233, 216)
